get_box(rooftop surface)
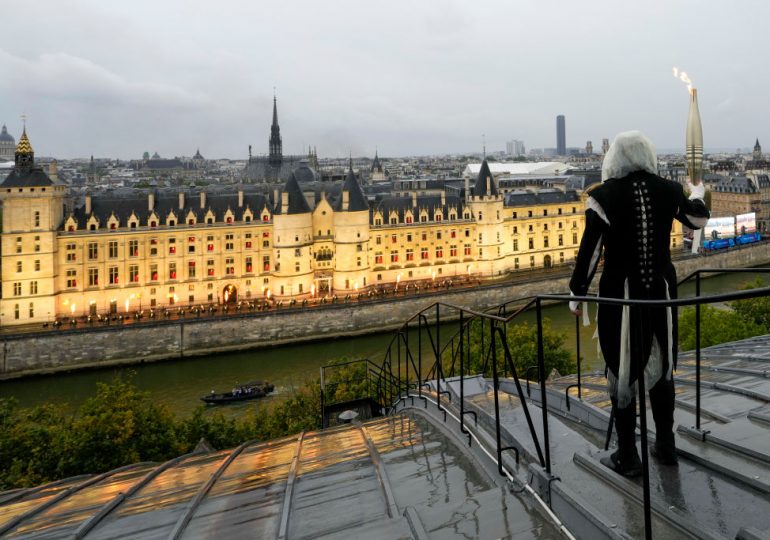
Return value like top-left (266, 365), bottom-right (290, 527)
top-left (5, 334), bottom-right (770, 538)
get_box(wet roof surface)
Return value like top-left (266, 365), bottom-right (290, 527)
top-left (0, 414), bottom-right (556, 539)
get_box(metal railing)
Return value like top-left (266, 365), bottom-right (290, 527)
top-left (370, 267), bottom-right (770, 540)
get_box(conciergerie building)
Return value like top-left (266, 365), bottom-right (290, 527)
top-left (0, 128), bottom-right (684, 327)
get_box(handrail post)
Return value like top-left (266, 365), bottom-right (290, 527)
top-left (695, 270), bottom-right (702, 431)
top-left (460, 310), bottom-right (465, 433)
top-left (491, 319), bottom-right (504, 476)
top-left (575, 314), bottom-right (582, 399)
top-left (418, 315), bottom-right (423, 400)
top-left (435, 304), bottom-right (442, 412)
top-left (320, 366), bottom-right (325, 428)
top-left (536, 298), bottom-right (552, 475)
top-left (397, 331), bottom-right (402, 402)
top-left (636, 305), bottom-right (653, 540)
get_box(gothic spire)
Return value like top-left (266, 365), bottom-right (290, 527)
top-left (268, 93), bottom-right (282, 167)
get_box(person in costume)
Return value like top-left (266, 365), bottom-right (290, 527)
top-left (569, 131), bottom-right (709, 476)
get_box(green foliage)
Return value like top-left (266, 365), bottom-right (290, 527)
top-left (0, 362), bottom-right (367, 490)
top-left (442, 318), bottom-right (575, 381)
top-left (678, 305), bottom-right (764, 351)
top-left (731, 278), bottom-right (770, 332)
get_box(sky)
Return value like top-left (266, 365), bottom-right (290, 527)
top-left (1, 0), bottom-right (768, 160)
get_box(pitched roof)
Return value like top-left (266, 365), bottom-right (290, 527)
top-left (473, 160), bottom-right (499, 196)
top-left (0, 168), bottom-right (54, 188)
top-left (333, 168), bottom-right (369, 212)
top-left (274, 172), bottom-right (311, 215)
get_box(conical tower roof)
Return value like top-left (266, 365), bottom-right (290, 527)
top-left (16, 128), bottom-right (33, 155)
top-left (274, 172), bottom-right (311, 215)
top-left (473, 160), bottom-right (498, 196)
top-left (334, 165), bottom-right (368, 212)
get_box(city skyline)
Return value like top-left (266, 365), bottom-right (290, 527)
top-left (1, 1), bottom-right (769, 160)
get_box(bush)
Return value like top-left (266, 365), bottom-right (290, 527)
top-left (442, 318), bottom-right (575, 380)
top-left (678, 305), bottom-right (764, 351)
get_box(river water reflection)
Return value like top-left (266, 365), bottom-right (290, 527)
top-left (1, 271), bottom-right (765, 415)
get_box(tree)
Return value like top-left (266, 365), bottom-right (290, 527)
top-left (678, 305), bottom-right (764, 351)
top-left (731, 278), bottom-right (770, 332)
top-left (442, 318), bottom-right (575, 381)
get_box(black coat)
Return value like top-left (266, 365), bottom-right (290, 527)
top-left (569, 171), bottom-right (709, 382)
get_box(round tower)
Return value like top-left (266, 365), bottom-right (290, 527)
top-left (332, 165), bottom-right (370, 292)
top-left (271, 173), bottom-right (314, 298)
top-left (466, 160), bottom-right (504, 277)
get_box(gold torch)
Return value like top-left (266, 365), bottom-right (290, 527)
top-left (675, 67), bottom-right (705, 252)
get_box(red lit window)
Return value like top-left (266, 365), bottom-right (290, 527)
top-left (464, 246), bottom-right (471, 256)
top-left (110, 223), bottom-right (116, 229)
top-left (436, 214), bottom-right (442, 221)
top-left (188, 236), bottom-right (195, 242)
top-left (421, 249), bottom-right (429, 260)
top-left (451, 230), bottom-right (456, 238)
top-left (391, 234), bottom-right (397, 244)
top-left (391, 252), bottom-right (398, 262)
top-left (436, 248), bottom-right (443, 258)
top-left (208, 269), bottom-right (215, 276)
top-left (207, 244), bottom-right (214, 251)
top-left (226, 267), bottom-right (234, 275)
top-left (68, 225), bottom-right (75, 232)
top-left (188, 219), bottom-right (194, 225)
top-left (150, 221), bottom-right (157, 227)
top-left (262, 215), bottom-right (269, 222)
top-left (246, 264), bottom-right (253, 272)
top-left (226, 216), bottom-right (233, 223)
top-left (262, 231), bottom-right (270, 238)
top-left (406, 250), bottom-right (414, 261)
top-left (375, 254), bottom-right (383, 264)
top-left (151, 239), bottom-right (158, 245)
top-left (152, 271), bottom-right (158, 281)
top-left (170, 271), bottom-right (177, 279)
top-left (450, 246), bottom-right (457, 257)
top-left (189, 261), bottom-right (195, 267)
top-left (245, 241), bottom-right (252, 249)
top-left (406, 216), bottom-right (412, 224)
top-left (134, 274), bottom-right (139, 282)
top-left (169, 246), bottom-right (176, 254)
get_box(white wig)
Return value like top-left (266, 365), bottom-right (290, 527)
top-left (601, 130), bottom-right (658, 182)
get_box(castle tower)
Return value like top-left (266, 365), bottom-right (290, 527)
top-left (586, 141), bottom-right (593, 155)
top-left (754, 138), bottom-right (763, 161)
top-left (332, 163), bottom-right (370, 292)
top-left (0, 128), bottom-right (66, 325)
top-left (269, 95), bottom-right (283, 168)
top-left (271, 172), bottom-right (313, 297)
top-left (466, 160), bottom-right (504, 276)
top-left (602, 138), bottom-right (610, 154)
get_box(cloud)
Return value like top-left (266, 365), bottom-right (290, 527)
top-left (0, 50), bottom-right (210, 110)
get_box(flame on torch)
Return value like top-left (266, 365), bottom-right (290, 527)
top-left (672, 66), bottom-right (693, 93)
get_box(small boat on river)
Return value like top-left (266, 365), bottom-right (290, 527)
top-left (201, 380), bottom-right (275, 405)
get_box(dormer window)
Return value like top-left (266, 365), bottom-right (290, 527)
top-left (110, 223), bottom-right (116, 230)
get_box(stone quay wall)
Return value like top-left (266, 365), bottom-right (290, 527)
top-left (3, 242), bottom-right (770, 379)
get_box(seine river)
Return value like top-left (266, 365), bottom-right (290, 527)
top-left (1, 270), bottom-right (766, 416)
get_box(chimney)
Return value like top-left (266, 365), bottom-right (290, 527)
top-left (148, 192), bottom-right (155, 211)
top-left (85, 194), bottom-right (92, 215)
top-left (411, 192), bottom-right (417, 207)
top-left (200, 191), bottom-right (206, 209)
top-left (486, 177), bottom-right (491, 197)
top-left (273, 189), bottom-right (279, 207)
top-left (464, 176), bottom-right (470, 201)
top-left (441, 191), bottom-right (446, 206)
top-left (49, 160), bottom-right (58, 181)
top-left (342, 191), bottom-right (349, 211)
top-left (178, 192), bottom-right (185, 210)
top-left (238, 190), bottom-right (244, 208)
top-left (282, 191), bottom-right (289, 210)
